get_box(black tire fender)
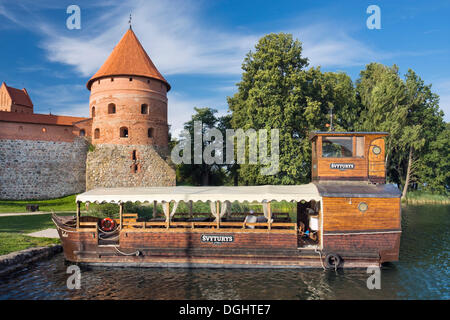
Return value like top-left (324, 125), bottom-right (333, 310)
top-left (325, 253), bottom-right (342, 269)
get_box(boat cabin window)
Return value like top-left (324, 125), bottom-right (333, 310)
top-left (322, 136), bottom-right (353, 158)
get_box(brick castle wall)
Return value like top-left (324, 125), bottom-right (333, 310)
top-left (0, 138), bottom-right (88, 200)
top-left (86, 144), bottom-right (175, 190)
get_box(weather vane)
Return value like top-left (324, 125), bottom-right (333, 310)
top-left (128, 13), bottom-right (132, 29)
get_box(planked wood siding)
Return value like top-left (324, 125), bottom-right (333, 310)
top-left (312, 134), bottom-right (387, 182)
top-left (322, 197), bottom-right (401, 232)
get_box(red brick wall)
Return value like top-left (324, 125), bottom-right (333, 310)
top-left (0, 121), bottom-right (77, 142)
top-left (120, 231), bottom-right (298, 250)
top-left (89, 75), bottom-right (168, 147)
top-left (323, 232), bottom-right (401, 261)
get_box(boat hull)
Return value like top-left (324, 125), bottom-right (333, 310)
top-left (56, 227), bottom-right (392, 269)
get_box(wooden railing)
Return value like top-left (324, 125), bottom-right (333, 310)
top-left (76, 213), bottom-right (297, 233)
top-left (78, 221), bottom-right (98, 232)
top-left (121, 216), bottom-right (297, 233)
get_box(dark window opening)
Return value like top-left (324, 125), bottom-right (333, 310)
top-left (141, 104), bottom-right (148, 114)
top-left (94, 128), bottom-right (100, 139)
top-left (132, 150), bottom-right (137, 160)
top-left (92, 106), bottom-right (96, 117)
top-left (322, 137), bottom-right (353, 158)
top-left (79, 129), bottom-right (85, 137)
top-left (120, 127), bottom-right (128, 138)
top-left (111, 78), bottom-right (114, 82)
top-left (133, 164), bottom-right (138, 173)
top-left (108, 103), bottom-right (116, 114)
top-left (148, 128), bottom-right (154, 138)
top-left (129, 77), bottom-right (133, 81)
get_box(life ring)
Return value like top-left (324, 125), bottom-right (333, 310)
top-left (325, 253), bottom-right (342, 269)
top-left (100, 217), bottom-right (116, 232)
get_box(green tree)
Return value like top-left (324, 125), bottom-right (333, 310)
top-left (356, 63), bottom-right (446, 196)
top-left (228, 33), bottom-right (359, 185)
top-left (175, 107), bottom-right (228, 186)
top-left (416, 123), bottom-right (450, 193)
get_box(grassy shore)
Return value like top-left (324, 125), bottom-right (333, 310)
top-left (0, 194), bottom-right (85, 213)
top-left (0, 214), bottom-right (61, 255)
top-left (402, 191), bottom-right (450, 204)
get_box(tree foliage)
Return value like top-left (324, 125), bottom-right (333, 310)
top-left (172, 33), bottom-right (448, 195)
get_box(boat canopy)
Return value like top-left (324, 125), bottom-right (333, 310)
top-left (75, 184), bottom-right (321, 204)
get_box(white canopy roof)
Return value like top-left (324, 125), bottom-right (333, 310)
top-left (76, 184), bottom-right (321, 204)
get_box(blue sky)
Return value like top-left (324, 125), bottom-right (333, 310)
top-left (0, 0), bottom-right (449, 136)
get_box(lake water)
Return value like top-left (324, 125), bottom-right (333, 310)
top-left (0, 205), bottom-right (448, 300)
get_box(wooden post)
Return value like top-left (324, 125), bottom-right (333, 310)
top-left (216, 201), bottom-right (220, 229)
top-left (76, 201), bottom-right (80, 229)
top-left (268, 201), bottom-right (272, 231)
top-left (119, 202), bottom-right (123, 229)
top-left (165, 202), bottom-right (170, 229)
top-left (189, 201), bottom-right (193, 219)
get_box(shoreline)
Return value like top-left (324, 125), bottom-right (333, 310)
top-left (0, 245), bottom-right (62, 277)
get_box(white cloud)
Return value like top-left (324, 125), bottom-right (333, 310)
top-left (8, 0), bottom-right (433, 131)
top-left (29, 0), bottom-right (382, 79)
top-left (293, 25), bottom-right (378, 67)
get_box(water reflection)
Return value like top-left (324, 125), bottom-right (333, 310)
top-left (0, 205), bottom-right (448, 300)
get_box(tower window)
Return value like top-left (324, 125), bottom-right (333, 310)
top-left (111, 78), bottom-right (114, 82)
top-left (148, 128), bottom-right (154, 138)
top-left (129, 77), bottom-right (133, 81)
top-left (92, 106), bottom-right (96, 117)
top-left (132, 164), bottom-right (138, 173)
top-left (108, 103), bottom-right (116, 114)
top-left (120, 127), bottom-right (128, 138)
top-left (94, 128), bottom-right (100, 139)
top-left (132, 150), bottom-right (137, 160)
top-left (79, 129), bottom-right (85, 137)
top-left (141, 104), bottom-right (148, 114)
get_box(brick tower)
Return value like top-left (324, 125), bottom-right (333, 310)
top-left (85, 28), bottom-right (175, 189)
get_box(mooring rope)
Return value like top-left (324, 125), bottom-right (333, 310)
top-left (113, 246), bottom-right (140, 256)
top-left (315, 248), bottom-right (326, 271)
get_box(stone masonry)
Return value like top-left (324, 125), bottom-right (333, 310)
top-left (0, 138), bottom-right (88, 200)
top-left (86, 144), bottom-right (175, 190)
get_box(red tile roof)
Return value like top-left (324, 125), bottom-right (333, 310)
top-left (4, 83), bottom-right (33, 108)
top-left (86, 28), bottom-right (170, 91)
top-left (0, 111), bottom-right (88, 126)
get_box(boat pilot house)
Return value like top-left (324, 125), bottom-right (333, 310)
top-left (53, 131), bottom-right (402, 269)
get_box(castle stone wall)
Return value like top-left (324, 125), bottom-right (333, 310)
top-left (0, 138), bottom-right (88, 200)
top-left (86, 144), bottom-right (175, 190)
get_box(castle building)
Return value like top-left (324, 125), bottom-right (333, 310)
top-left (84, 28), bottom-right (175, 190)
top-left (0, 28), bottom-right (175, 200)
top-left (0, 82), bottom-right (34, 113)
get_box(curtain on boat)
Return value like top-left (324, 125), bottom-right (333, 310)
top-left (162, 201), bottom-right (179, 221)
top-left (262, 200), bottom-right (269, 219)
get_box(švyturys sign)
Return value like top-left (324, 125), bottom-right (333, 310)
top-left (330, 163), bottom-right (355, 170)
top-left (201, 234), bottom-right (234, 244)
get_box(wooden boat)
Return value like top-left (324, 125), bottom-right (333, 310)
top-left (53, 131), bottom-right (401, 269)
